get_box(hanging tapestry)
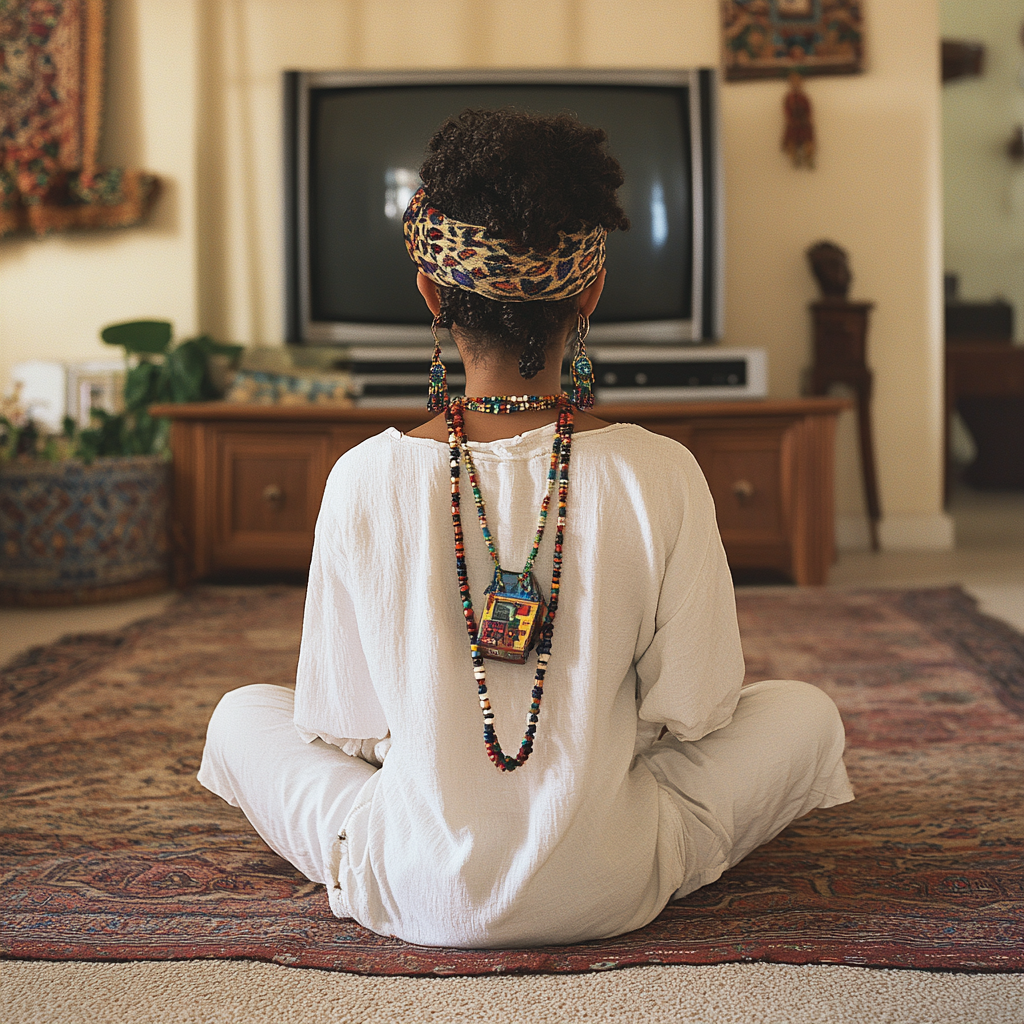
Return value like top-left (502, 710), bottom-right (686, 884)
top-left (721, 0), bottom-right (865, 81)
top-left (0, 0), bottom-right (159, 237)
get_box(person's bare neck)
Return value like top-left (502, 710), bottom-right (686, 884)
top-left (406, 337), bottom-right (607, 442)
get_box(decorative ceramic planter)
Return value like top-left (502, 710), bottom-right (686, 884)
top-left (0, 456), bottom-right (170, 606)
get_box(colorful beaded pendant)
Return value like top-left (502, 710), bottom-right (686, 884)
top-left (446, 394), bottom-right (574, 772)
top-left (477, 569), bottom-right (547, 664)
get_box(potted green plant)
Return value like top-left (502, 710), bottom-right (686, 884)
top-left (0, 322), bottom-right (241, 605)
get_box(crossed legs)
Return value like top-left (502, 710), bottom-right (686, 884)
top-left (198, 679), bottom-right (852, 904)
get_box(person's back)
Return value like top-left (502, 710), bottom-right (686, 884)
top-left (198, 108), bottom-right (854, 948)
top-left (294, 421), bottom-right (742, 945)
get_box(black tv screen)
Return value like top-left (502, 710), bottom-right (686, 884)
top-left (286, 70), bottom-right (722, 346)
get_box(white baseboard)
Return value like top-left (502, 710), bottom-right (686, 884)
top-left (836, 513), bottom-right (955, 552)
top-left (835, 516), bottom-right (872, 552)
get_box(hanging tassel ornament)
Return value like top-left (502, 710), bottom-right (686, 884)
top-left (782, 72), bottom-right (816, 169)
top-left (571, 314), bottom-right (595, 410)
top-left (427, 315), bottom-right (449, 412)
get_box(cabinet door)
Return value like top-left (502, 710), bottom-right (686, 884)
top-left (212, 429), bottom-right (332, 572)
top-left (690, 423), bottom-right (794, 575)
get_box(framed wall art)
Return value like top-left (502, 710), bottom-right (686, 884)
top-left (722, 0), bottom-right (865, 81)
top-left (0, 0), bottom-right (159, 237)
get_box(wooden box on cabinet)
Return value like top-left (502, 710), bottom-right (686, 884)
top-left (153, 398), bottom-right (848, 587)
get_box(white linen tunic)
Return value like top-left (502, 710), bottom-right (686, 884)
top-left (293, 421), bottom-right (750, 947)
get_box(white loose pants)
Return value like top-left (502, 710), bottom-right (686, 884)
top-left (198, 679), bottom-right (852, 904)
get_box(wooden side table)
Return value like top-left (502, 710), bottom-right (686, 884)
top-left (152, 398), bottom-right (849, 587)
top-left (808, 299), bottom-right (881, 551)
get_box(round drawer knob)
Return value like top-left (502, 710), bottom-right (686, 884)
top-left (262, 484), bottom-right (284, 505)
top-left (732, 479), bottom-right (755, 505)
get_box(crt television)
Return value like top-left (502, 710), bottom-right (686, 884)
top-left (285, 69), bottom-right (723, 348)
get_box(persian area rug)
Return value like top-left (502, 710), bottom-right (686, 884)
top-left (1, 586), bottom-right (1021, 975)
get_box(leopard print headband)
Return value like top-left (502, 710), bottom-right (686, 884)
top-left (403, 187), bottom-right (606, 302)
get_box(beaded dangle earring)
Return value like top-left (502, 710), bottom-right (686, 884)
top-left (427, 314), bottom-right (449, 412)
top-left (570, 313), bottom-right (595, 410)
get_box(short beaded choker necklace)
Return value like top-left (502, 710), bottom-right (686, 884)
top-left (446, 394), bottom-right (574, 772)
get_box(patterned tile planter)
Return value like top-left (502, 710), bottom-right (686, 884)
top-left (0, 456), bottom-right (170, 606)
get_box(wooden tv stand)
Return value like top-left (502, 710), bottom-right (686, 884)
top-left (153, 398), bottom-right (849, 587)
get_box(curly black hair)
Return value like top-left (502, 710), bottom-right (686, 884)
top-left (419, 108), bottom-right (629, 378)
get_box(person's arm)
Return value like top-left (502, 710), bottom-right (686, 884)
top-left (633, 447), bottom-right (745, 743)
top-left (293, 458), bottom-right (390, 765)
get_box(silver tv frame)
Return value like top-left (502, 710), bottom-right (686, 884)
top-left (286, 68), bottom-right (724, 347)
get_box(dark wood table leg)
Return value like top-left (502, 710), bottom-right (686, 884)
top-left (811, 368), bottom-right (881, 552)
top-left (854, 373), bottom-right (881, 551)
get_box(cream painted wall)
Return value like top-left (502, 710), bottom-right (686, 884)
top-left (0, 0), bottom-right (949, 549)
top-left (941, 0), bottom-right (1024, 341)
top-left (0, 0), bottom-right (200, 384)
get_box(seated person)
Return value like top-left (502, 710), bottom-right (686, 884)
top-left (199, 108), bottom-right (853, 948)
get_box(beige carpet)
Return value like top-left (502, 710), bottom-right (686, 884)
top-left (3, 960), bottom-right (1022, 1023)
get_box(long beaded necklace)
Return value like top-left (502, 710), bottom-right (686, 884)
top-left (446, 394), bottom-right (574, 772)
